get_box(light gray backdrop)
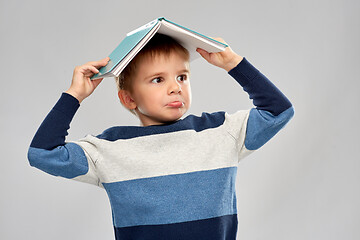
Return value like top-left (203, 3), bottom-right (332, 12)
top-left (1, 0), bottom-right (359, 239)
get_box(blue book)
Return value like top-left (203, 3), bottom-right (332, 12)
top-left (91, 17), bottom-right (228, 80)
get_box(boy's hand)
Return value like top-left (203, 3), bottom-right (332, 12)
top-left (65, 57), bottom-right (110, 103)
top-left (196, 38), bottom-right (243, 72)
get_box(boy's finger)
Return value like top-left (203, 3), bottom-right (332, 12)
top-left (213, 37), bottom-right (227, 44)
top-left (196, 48), bottom-right (210, 60)
top-left (209, 36), bottom-right (227, 44)
top-left (89, 65), bottom-right (100, 74)
top-left (196, 48), bottom-right (207, 54)
top-left (87, 57), bottom-right (110, 68)
top-left (94, 57), bottom-right (110, 67)
top-left (81, 65), bottom-right (100, 75)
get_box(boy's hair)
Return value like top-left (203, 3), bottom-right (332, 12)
top-left (115, 34), bottom-right (190, 93)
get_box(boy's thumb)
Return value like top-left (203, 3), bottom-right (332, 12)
top-left (196, 48), bottom-right (210, 61)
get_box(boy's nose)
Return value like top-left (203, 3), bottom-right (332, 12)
top-left (168, 80), bottom-right (182, 94)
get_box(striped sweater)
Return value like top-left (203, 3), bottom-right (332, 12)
top-left (28, 58), bottom-right (294, 239)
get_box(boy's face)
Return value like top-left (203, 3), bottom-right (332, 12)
top-left (128, 51), bottom-right (191, 126)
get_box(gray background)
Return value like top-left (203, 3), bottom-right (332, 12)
top-left (1, 0), bottom-right (359, 239)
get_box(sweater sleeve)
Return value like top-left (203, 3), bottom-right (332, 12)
top-left (228, 58), bottom-right (294, 151)
top-left (28, 93), bottom-right (100, 186)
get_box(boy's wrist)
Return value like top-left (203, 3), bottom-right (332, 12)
top-left (224, 55), bottom-right (244, 72)
top-left (65, 89), bottom-right (83, 104)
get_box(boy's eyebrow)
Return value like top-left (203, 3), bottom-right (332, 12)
top-left (178, 69), bottom-right (190, 74)
top-left (144, 69), bottom-right (190, 80)
top-left (144, 72), bottom-right (166, 80)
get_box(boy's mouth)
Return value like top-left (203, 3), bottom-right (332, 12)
top-left (167, 101), bottom-right (184, 108)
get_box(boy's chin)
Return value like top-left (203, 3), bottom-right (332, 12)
top-left (157, 115), bottom-right (183, 125)
top-left (137, 107), bottom-right (189, 126)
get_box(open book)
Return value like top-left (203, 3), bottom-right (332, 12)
top-left (91, 17), bottom-right (228, 80)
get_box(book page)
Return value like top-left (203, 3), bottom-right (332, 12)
top-left (158, 20), bottom-right (227, 61)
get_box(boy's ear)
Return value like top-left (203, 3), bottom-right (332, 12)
top-left (118, 90), bottom-right (137, 110)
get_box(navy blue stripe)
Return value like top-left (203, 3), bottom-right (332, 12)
top-left (113, 214), bottom-right (237, 240)
top-left (228, 58), bottom-right (292, 116)
top-left (97, 111), bottom-right (226, 141)
top-left (30, 93), bottom-right (80, 150)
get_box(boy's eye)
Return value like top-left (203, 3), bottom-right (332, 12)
top-left (151, 77), bottom-right (162, 84)
top-left (177, 75), bottom-right (187, 82)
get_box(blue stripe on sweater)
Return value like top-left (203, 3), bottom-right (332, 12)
top-left (245, 106), bottom-right (295, 150)
top-left (113, 214), bottom-right (238, 240)
top-left (103, 167), bottom-right (238, 228)
top-left (28, 143), bottom-right (88, 179)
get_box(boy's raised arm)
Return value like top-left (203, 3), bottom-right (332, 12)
top-left (197, 39), bottom-right (294, 151)
top-left (28, 58), bottom-right (109, 181)
top-left (30, 57), bottom-right (109, 150)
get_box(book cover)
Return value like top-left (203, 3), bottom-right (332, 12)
top-left (91, 17), bottom-right (227, 80)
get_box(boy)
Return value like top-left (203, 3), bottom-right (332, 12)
top-left (28, 34), bottom-right (294, 239)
